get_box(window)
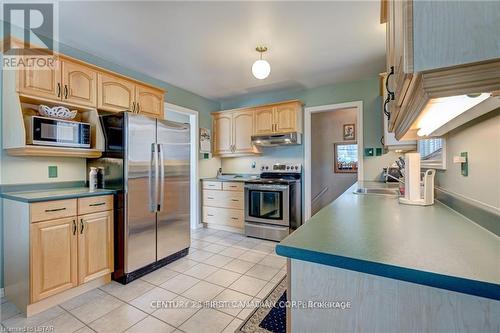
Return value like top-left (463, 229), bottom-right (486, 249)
top-left (418, 138), bottom-right (446, 169)
top-left (334, 142), bottom-right (358, 173)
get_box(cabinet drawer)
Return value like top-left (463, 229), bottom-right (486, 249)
top-left (203, 190), bottom-right (244, 210)
top-left (78, 195), bottom-right (113, 215)
top-left (31, 199), bottom-right (77, 223)
top-left (222, 182), bottom-right (244, 192)
top-left (203, 206), bottom-right (244, 228)
top-left (203, 181), bottom-right (223, 190)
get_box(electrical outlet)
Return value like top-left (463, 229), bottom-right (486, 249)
top-left (48, 166), bottom-right (58, 178)
top-left (364, 148), bottom-right (374, 157)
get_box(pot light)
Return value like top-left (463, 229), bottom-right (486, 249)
top-left (252, 46), bottom-right (271, 80)
top-left (416, 93), bottom-right (489, 137)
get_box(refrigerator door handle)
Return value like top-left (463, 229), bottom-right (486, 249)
top-left (150, 143), bottom-right (159, 212)
top-left (158, 143), bottom-right (165, 212)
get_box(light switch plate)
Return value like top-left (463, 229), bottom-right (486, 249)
top-left (48, 165), bottom-right (58, 178)
top-left (460, 152), bottom-right (468, 176)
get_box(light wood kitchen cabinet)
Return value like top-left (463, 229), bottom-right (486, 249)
top-left (135, 84), bottom-right (164, 118)
top-left (61, 58), bottom-right (98, 107)
top-left (213, 110), bottom-right (258, 157)
top-left (78, 210), bottom-right (114, 284)
top-left (382, 0), bottom-right (500, 139)
top-left (253, 101), bottom-right (302, 135)
top-left (17, 59), bottom-right (61, 100)
top-left (30, 217), bottom-right (78, 302)
top-left (3, 194), bottom-right (114, 315)
top-left (254, 106), bottom-right (275, 135)
top-left (232, 110), bottom-right (256, 153)
top-left (97, 72), bottom-right (136, 112)
top-left (202, 181), bottom-right (244, 230)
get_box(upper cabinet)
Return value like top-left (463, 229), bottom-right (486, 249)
top-left (17, 59), bottom-right (61, 101)
top-left (97, 73), bottom-right (135, 112)
top-left (382, 0), bottom-right (500, 140)
top-left (97, 75), bottom-right (164, 118)
top-left (135, 84), bottom-right (164, 118)
top-left (61, 59), bottom-right (98, 107)
top-left (213, 110), bottom-right (259, 157)
top-left (254, 101), bottom-right (302, 135)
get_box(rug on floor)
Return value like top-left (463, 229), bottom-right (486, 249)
top-left (237, 276), bottom-right (287, 333)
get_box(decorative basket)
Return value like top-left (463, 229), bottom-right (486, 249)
top-left (38, 105), bottom-right (77, 120)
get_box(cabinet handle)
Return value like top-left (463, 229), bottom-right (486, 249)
top-left (64, 85), bottom-right (68, 99)
top-left (385, 66), bottom-right (395, 101)
top-left (231, 217), bottom-right (239, 220)
top-left (132, 102), bottom-right (136, 113)
top-left (383, 95), bottom-right (391, 121)
top-left (80, 219), bottom-right (84, 234)
top-left (207, 197), bottom-right (215, 199)
top-left (207, 214), bottom-right (215, 217)
top-left (231, 199), bottom-right (239, 202)
top-left (137, 103), bottom-right (140, 112)
top-left (57, 83), bottom-right (61, 97)
top-left (229, 185), bottom-right (237, 188)
top-left (45, 207), bottom-right (66, 212)
top-left (380, 136), bottom-right (385, 146)
top-left (89, 202), bottom-right (106, 207)
top-left (72, 220), bottom-right (77, 235)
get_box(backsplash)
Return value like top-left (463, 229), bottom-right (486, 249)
top-left (436, 109), bottom-right (500, 210)
top-left (221, 146), bottom-right (303, 174)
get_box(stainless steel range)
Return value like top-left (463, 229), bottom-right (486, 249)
top-left (244, 163), bottom-right (302, 241)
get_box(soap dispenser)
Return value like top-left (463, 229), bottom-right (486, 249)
top-left (399, 152), bottom-right (436, 206)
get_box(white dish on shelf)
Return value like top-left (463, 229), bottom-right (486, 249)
top-left (38, 105), bottom-right (77, 120)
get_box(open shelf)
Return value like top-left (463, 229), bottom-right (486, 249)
top-left (6, 146), bottom-right (102, 158)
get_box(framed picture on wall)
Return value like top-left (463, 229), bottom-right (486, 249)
top-left (334, 142), bottom-right (358, 173)
top-left (343, 123), bottom-right (355, 140)
top-left (199, 128), bottom-right (211, 153)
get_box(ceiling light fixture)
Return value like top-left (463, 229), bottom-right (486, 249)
top-left (252, 46), bottom-right (271, 80)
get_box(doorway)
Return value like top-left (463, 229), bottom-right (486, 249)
top-left (304, 101), bottom-right (364, 219)
top-left (164, 102), bottom-right (200, 229)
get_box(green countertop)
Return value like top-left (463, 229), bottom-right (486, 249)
top-left (276, 182), bottom-right (500, 300)
top-left (1, 187), bottom-right (117, 202)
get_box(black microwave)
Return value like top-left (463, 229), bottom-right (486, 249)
top-left (27, 116), bottom-right (91, 148)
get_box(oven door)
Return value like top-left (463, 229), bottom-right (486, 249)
top-left (245, 183), bottom-right (289, 226)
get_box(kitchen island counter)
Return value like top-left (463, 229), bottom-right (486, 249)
top-left (276, 182), bottom-right (500, 300)
top-left (1, 187), bottom-right (117, 203)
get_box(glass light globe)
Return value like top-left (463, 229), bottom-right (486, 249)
top-left (252, 59), bottom-right (271, 79)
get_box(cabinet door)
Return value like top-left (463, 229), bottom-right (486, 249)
top-left (30, 217), bottom-right (78, 302)
top-left (61, 59), bottom-right (97, 107)
top-left (254, 106), bottom-right (275, 135)
top-left (135, 84), bottom-right (164, 118)
top-left (275, 103), bottom-right (299, 133)
top-left (213, 113), bottom-right (233, 155)
top-left (17, 60), bottom-right (61, 101)
top-left (97, 73), bottom-right (135, 112)
top-left (233, 111), bottom-right (255, 153)
top-left (78, 211), bottom-right (114, 284)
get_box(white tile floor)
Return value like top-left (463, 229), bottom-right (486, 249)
top-left (0, 228), bottom-right (286, 333)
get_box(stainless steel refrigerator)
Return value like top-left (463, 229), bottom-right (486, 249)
top-left (89, 112), bottom-right (190, 284)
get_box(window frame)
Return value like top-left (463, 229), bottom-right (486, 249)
top-left (417, 137), bottom-right (447, 170)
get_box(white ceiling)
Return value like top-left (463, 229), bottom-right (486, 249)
top-left (56, 1), bottom-right (385, 101)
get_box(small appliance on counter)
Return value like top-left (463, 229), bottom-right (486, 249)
top-left (244, 162), bottom-right (302, 241)
top-left (26, 116), bottom-right (91, 148)
top-left (399, 152), bottom-right (436, 206)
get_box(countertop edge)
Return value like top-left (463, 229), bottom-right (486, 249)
top-left (275, 244), bottom-right (500, 301)
top-left (1, 189), bottom-right (117, 203)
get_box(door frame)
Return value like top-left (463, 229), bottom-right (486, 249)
top-left (164, 102), bottom-right (201, 229)
top-left (304, 101), bottom-right (364, 220)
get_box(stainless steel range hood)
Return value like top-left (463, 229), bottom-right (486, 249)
top-left (251, 132), bottom-right (302, 147)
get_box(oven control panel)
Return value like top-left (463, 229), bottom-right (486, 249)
top-left (261, 163), bottom-right (302, 173)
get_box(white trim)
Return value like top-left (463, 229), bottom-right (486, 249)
top-left (164, 102), bottom-right (202, 229)
top-left (304, 101), bottom-right (364, 221)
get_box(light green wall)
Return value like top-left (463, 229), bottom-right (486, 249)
top-left (220, 77), bottom-right (383, 149)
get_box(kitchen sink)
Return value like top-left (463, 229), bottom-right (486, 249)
top-left (354, 188), bottom-right (400, 197)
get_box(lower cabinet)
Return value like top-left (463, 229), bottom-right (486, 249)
top-left (202, 181), bottom-right (244, 230)
top-left (78, 211), bottom-right (114, 284)
top-left (30, 217), bottom-right (78, 303)
top-left (29, 196), bottom-right (114, 303)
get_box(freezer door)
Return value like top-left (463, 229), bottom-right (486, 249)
top-left (125, 113), bottom-right (158, 273)
top-left (156, 120), bottom-right (191, 260)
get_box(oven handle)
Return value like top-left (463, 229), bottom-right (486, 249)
top-left (244, 184), bottom-right (289, 191)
